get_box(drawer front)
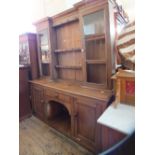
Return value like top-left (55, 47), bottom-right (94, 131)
top-left (45, 88), bottom-right (73, 115)
top-left (45, 88), bottom-right (72, 103)
top-left (45, 89), bottom-right (59, 99)
top-left (58, 93), bottom-right (71, 103)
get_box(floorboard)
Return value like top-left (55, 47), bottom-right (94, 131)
top-left (19, 116), bottom-right (94, 155)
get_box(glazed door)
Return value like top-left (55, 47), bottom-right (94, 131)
top-left (31, 85), bottom-right (45, 120)
top-left (19, 41), bottom-right (30, 65)
top-left (74, 97), bottom-right (102, 152)
top-left (37, 29), bottom-right (50, 76)
top-left (81, 9), bottom-right (107, 86)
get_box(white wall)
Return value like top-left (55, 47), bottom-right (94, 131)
top-left (19, 0), bottom-right (134, 34)
top-left (32, 0), bottom-right (135, 24)
top-left (118, 0), bottom-right (135, 21)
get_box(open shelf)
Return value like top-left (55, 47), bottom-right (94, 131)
top-left (47, 101), bottom-right (71, 136)
top-left (54, 48), bottom-right (81, 53)
top-left (86, 60), bottom-right (106, 64)
top-left (85, 34), bottom-right (105, 41)
top-left (55, 65), bottom-right (82, 70)
top-left (87, 64), bottom-right (106, 84)
top-left (41, 62), bottom-right (50, 64)
top-left (51, 113), bottom-right (71, 136)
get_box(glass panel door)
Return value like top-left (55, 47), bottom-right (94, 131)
top-left (38, 29), bottom-right (50, 76)
top-left (83, 10), bottom-right (104, 35)
top-left (83, 10), bottom-right (106, 84)
top-left (19, 41), bottom-right (30, 65)
top-left (38, 29), bottom-right (50, 64)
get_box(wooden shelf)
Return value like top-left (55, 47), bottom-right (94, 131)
top-left (86, 60), bottom-right (106, 64)
top-left (54, 48), bottom-right (81, 53)
top-left (85, 34), bottom-right (105, 41)
top-left (41, 62), bottom-right (50, 64)
top-left (55, 65), bottom-right (82, 69)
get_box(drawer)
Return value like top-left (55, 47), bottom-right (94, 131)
top-left (45, 89), bottom-right (72, 104)
top-left (45, 89), bottom-right (58, 99)
top-left (58, 93), bottom-right (72, 103)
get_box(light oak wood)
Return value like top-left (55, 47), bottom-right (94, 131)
top-left (86, 60), bottom-right (106, 64)
top-left (54, 48), bottom-right (81, 53)
top-left (30, 79), bottom-right (111, 153)
top-left (33, 0), bottom-right (127, 88)
top-left (31, 0), bottom-right (128, 153)
top-left (30, 78), bottom-right (112, 101)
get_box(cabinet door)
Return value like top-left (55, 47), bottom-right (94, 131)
top-left (74, 97), bottom-right (103, 152)
top-left (19, 67), bottom-right (31, 120)
top-left (31, 85), bottom-right (44, 120)
top-left (37, 29), bottom-right (50, 76)
top-left (82, 10), bottom-right (107, 85)
top-left (19, 41), bottom-right (30, 65)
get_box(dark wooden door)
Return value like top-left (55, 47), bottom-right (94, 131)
top-left (74, 97), bottom-right (103, 153)
top-left (19, 67), bottom-right (32, 121)
top-left (31, 85), bottom-right (44, 120)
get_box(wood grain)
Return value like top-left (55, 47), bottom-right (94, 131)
top-left (20, 116), bottom-right (94, 155)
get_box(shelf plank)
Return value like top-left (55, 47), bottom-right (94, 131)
top-left (85, 34), bottom-right (105, 41)
top-left (86, 60), bottom-right (106, 64)
top-left (55, 65), bottom-right (82, 69)
top-left (41, 62), bottom-right (50, 64)
top-left (54, 48), bottom-right (81, 53)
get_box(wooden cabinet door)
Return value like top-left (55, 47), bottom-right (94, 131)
top-left (74, 97), bottom-right (103, 153)
top-left (19, 67), bottom-right (32, 121)
top-left (31, 85), bottom-right (44, 120)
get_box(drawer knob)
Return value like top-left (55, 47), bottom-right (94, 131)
top-left (41, 100), bottom-right (44, 103)
top-left (76, 138), bottom-right (81, 141)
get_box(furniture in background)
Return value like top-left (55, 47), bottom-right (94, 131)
top-left (116, 21), bottom-right (135, 70)
top-left (98, 69), bottom-right (135, 154)
top-left (112, 69), bottom-right (135, 107)
top-left (19, 66), bottom-right (32, 121)
top-left (19, 33), bottom-right (39, 120)
top-left (19, 33), bottom-right (39, 80)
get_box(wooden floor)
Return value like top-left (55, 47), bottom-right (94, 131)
top-left (19, 116), bottom-right (94, 155)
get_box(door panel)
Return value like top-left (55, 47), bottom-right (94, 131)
top-left (31, 85), bottom-right (44, 120)
top-left (74, 97), bottom-right (103, 152)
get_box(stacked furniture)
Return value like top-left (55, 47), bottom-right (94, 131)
top-left (19, 33), bottom-right (39, 80)
top-left (19, 66), bottom-right (32, 121)
top-left (28, 0), bottom-right (128, 154)
top-left (19, 33), bottom-right (39, 121)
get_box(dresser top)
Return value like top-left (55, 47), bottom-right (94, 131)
top-left (30, 78), bottom-right (112, 101)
